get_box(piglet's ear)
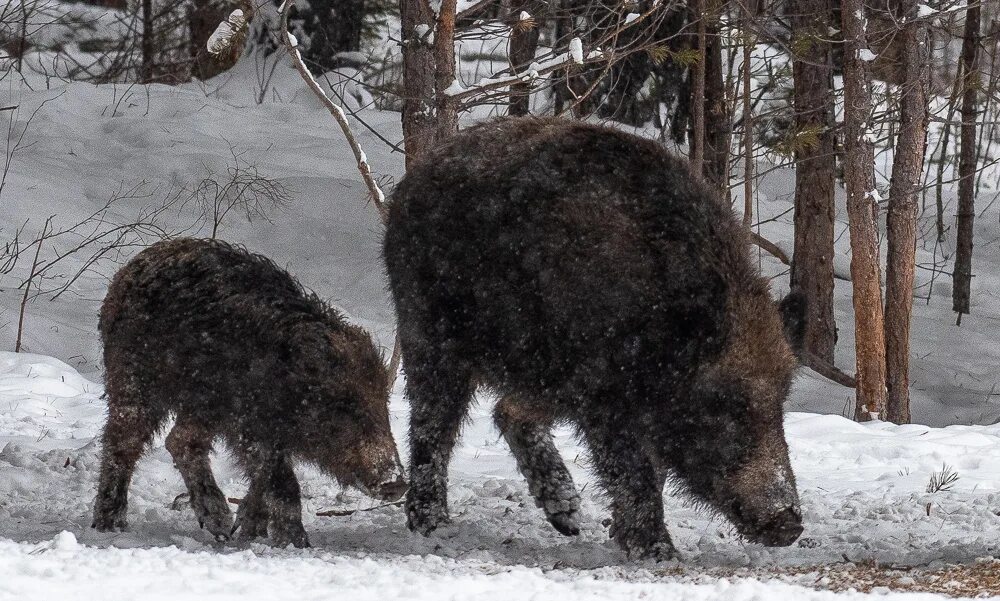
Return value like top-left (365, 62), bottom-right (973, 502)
top-left (778, 291), bottom-right (807, 358)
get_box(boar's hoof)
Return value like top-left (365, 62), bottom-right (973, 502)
top-left (405, 500), bottom-right (450, 535)
top-left (194, 501), bottom-right (234, 540)
top-left (546, 510), bottom-right (580, 537)
top-left (91, 511), bottom-right (128, 533)
top-left (232, 515), bottom-right (269, 543)
top-left (640, 541), bottom-right (680, 562)
top-left (619, 537), bottom-right (679, 562)
top-left (197, 515), bottom-right (234, 542)
top-left (270, 522), bottom-right (310, 549)
top-left (610, 522), bottom-right (678, 561)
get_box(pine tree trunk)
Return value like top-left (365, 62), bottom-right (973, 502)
top-left (400, 0), bottom-right (437, 168)
top-left (789, 0), bottom-right (837, 363)
top-left (508, 0), bottom-right (540, 116)
top-left (841, 0), bottom-right (887, 422)
top-left (884, 0), bottom-right (929, 424)
top-left (953, 4), bottom-right (981, 322)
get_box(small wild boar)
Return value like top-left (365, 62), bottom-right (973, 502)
top-left (384, 117), bottom-right (807, 560)
top-left (92, 238), bottom-right (406, 548)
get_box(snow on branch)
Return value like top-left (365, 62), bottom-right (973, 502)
top-left (206, 9), bottom-right (247, 56)
top-left (444, 39), bottom-right (599, 101)
top-left (277, 0), bottom-right (387, 221)
top-left (277, 0), bottom-right (397, 378)
top-left (444, 1), bottom-right (668, 105)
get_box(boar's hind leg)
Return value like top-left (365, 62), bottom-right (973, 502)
top-left (232, 468), bottom-right (269, 543)
top-left (583, 423), bottom-right (676, 561)
top-left (235, 453), bottom-right (308, 548)
top-left (402, 337), bottom-right (475, 535)
top-left (164, 415), bottom-right (233, 541)
top-left (92, 402), bottom-right (163, 532)
top-left (494, 396), bottom-right (580, 536)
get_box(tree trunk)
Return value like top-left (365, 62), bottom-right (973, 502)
top-left (884, 0), bottom-right (929, 424)
top-left (703, 0), bottom-right (729, 191)
top-left (400, 0), bottom-right (437, 168)
top-left (141, 0), bottom-right (155, 82)
top-left (741, 2), bottom-right (755, 229)
top-left (953, 4), bottom-right (981, 321)
top-left (433, 0), bottom-right (460, 141)
top-left (508, 0), bottom-right (540, 116)
top-left (789, 0), bottom-right (837, 364)
top-left (841, 0), bottom-right (887, 422)
top-left (689, 0), bottom-right (705, 174)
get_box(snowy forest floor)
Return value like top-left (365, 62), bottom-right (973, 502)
top-left (2, 43), bottom-right (1000, 598)
top-left (6, 351), bottom-right (1000, 600)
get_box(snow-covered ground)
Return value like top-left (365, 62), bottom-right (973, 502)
top-left (2, 23), bottom-right (1000, 598)
top-left (4, 351), bottom-right (1000, 600)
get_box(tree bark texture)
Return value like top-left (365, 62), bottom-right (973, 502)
top-left (789, 0), bottom-right (837, 364)
top-left (953, 4), bottom-right (981, 321)
top-left (884, 0), bottom-right (929, 424)
top-left (841, 0), bottom-right (887, 422)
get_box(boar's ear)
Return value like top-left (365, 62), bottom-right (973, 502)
top-left (778, 291), bottom-right (807, 358)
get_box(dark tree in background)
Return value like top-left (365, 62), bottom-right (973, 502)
top-left (953, 2), bottom-right (981, 323)
top-left (189, 0), bottom-right (231, 80)
top-left (598, 4), bottom-right (689, 131)
top-left (249, 0), bottom-right (388, 72)
top-left (701, 0), bottom-right (728, 191)
top-left (789, 0), bottom-right (837, 363)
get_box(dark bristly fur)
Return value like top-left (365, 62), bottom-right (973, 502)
top-left (92, 238), bottom-right (406, 548)
top-left (384, 117), bottom-right (807, 560)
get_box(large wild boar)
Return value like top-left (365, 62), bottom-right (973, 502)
top-left (92, 238), bottom-right (406, 548)
top-left (383, 117), bottom-right (807, 559)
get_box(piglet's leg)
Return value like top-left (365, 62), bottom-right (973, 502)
top-left (164, 415), bottom-right (232, 541)
top-left (494, 396), bottom-right (580, 536)
top-left (233, 452), bottom-right (308, 548)
top-left (583, 421), bottom-right (676, 561)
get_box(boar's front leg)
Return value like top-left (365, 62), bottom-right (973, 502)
top-left (92, 397), bottom-right (164, 532)
top-left (494, 396), bottom-right (580, 536)
top-left (401, 333), bottom-right (475, 535)
top-left (164, 415), bottom-right (233, 541)
top-left (263, 456), bottom-right (309, 548)
top-left (583, 420), bottom-right (676, 561)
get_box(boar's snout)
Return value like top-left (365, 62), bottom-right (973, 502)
top-left (722, 445), bottom-right (802, 547)
top-left (352, 445), bottom-right (407, 501)
top-left (748, 506), bottom-right (802, 547)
